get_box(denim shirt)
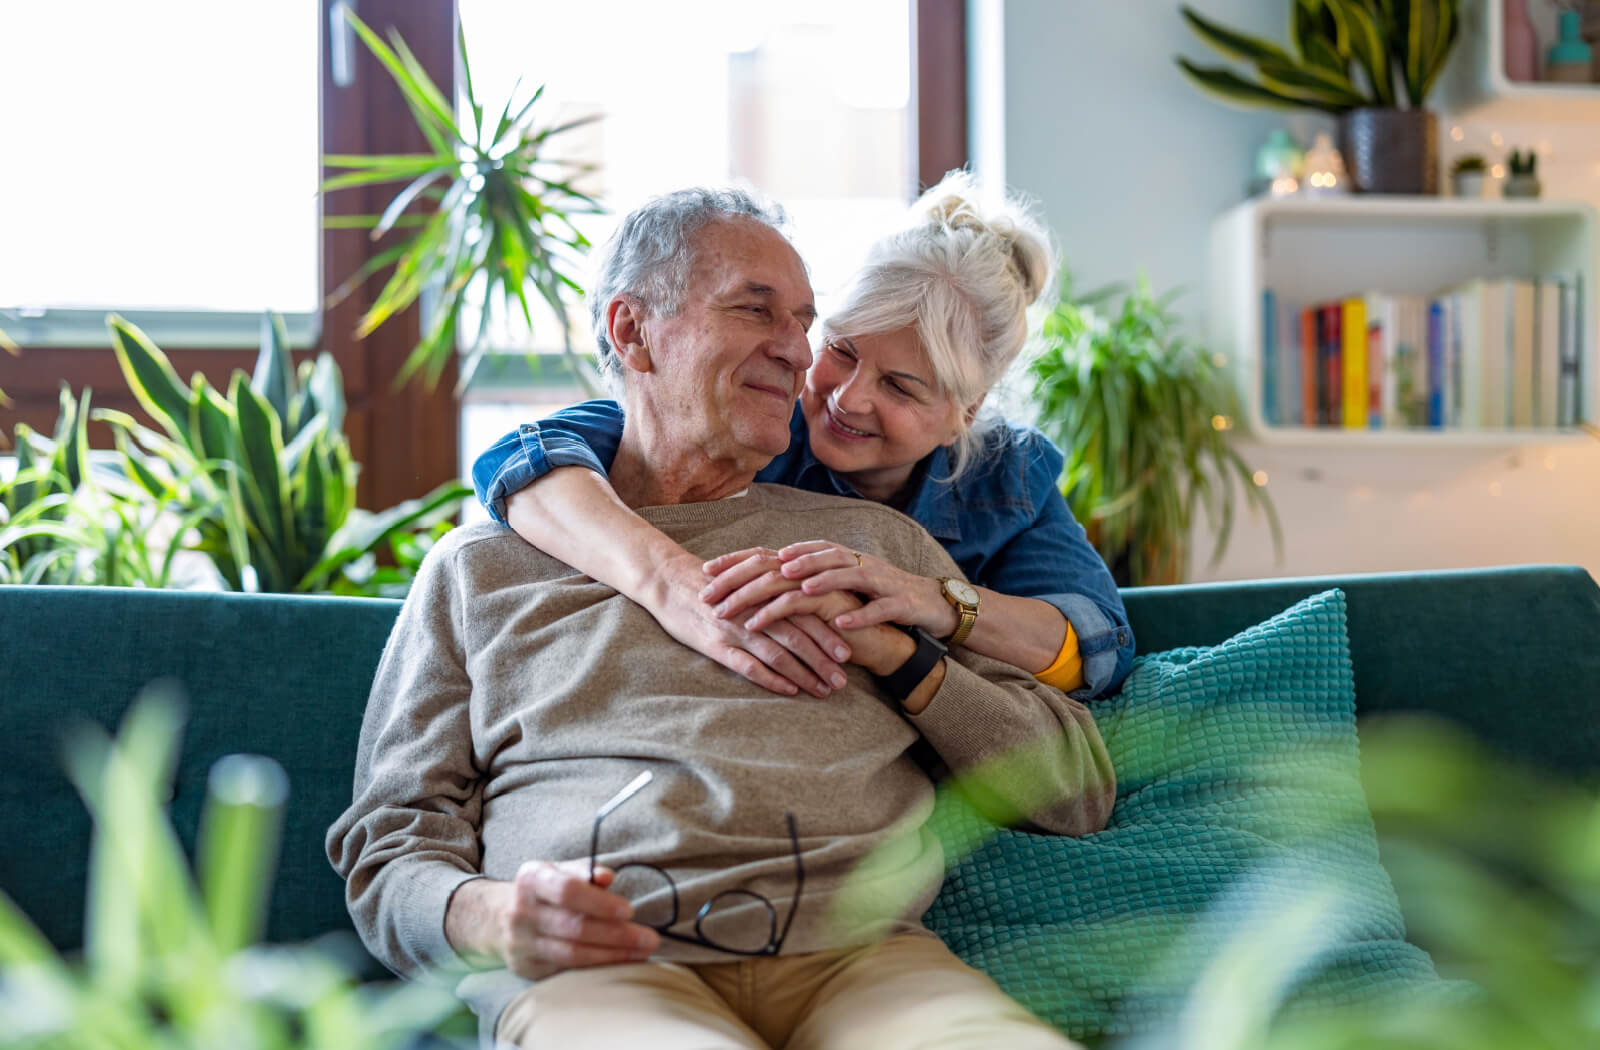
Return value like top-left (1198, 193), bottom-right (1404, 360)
top-left (472, 400), bottom-right (1135, 698)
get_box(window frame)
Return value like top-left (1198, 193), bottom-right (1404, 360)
top-left (2, 1), bottom-right (965, 511)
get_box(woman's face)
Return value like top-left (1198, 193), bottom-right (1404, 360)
top-left (799, 325), bottom-right (968, 501)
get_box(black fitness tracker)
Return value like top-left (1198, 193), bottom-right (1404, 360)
top-left (873, 624), bottom-right (948, 703)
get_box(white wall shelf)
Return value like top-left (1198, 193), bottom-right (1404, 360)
top-left (1436, 0), bottom-right (1600, 120)
top-left (1209, 196), bottom-right (1598, 445)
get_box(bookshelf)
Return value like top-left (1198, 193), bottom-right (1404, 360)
top-left (1436, 0), bottom-right (1600, 119)
top-left (1209, 196), bottom-right (1597, 446)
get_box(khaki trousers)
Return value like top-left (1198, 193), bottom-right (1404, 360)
top-left (494, 932), bottom-right (1079, 1050)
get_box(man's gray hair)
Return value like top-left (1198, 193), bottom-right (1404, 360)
top-left (589, 187), bottom-right (790, 390)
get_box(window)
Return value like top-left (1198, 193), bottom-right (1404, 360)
top-left (0, 1), bottom-right (320, 348)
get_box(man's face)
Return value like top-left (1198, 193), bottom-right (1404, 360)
top-left (638, 220), bottom-right (817, 465)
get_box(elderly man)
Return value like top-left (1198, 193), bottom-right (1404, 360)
top-left (327, 189), bottom-right (1113, 1050)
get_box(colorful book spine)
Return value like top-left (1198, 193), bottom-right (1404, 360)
top-left (1341, 297), bottom-right (1367, 429)
top-left (1440, 297), bottom-right (1452, 428)
top-left (1557, 276), bottom-right (1581, 427)
top-left (1536, 279), bottom-right (1561, 428)
top-left (1320, 303), bottom-right (1342, 426)
top-left (1300, 307), bottom-right (1318, 425)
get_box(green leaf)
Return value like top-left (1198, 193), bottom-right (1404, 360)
top-left (1175, 58), bottom-right (1337, 112)
top-left (108, 314), bottom-right (194, 445)
top-left (1179, 5), bottom-right (1295, 65)
top-left (198, 754), bottom-right (288, 956)
top-left (1329, 0), bottom-right (1395, 105)
top-left (298, 480), bottom-right (468, 592)
top-left (229, 373), bottom-right (290, 569)
top-left (251, 312), bottom-right (294, 430)
top-left (341, 8), bottom-right (461, 144)
top-left (1258, 58), bottom-right (1369, 106)
top-left (372, 167), bottom-right (450, 239)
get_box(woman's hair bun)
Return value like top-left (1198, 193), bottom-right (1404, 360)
top-left (910, 170), bottom-right (1055, 305)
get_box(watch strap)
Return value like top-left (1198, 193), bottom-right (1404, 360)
top-left (873, 625), bottom-right (947, 703)
top-left (947, 607), bottom-right (978, 647)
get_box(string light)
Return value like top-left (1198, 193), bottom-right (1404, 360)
top-left (1211, 415), bottom-right (1231, 431)
top-left (1490, 131), bottom-right (1504, 147)
top-left (1450, 126), bottom-right (1465, 142)
top-left (1252, 470), bottom-right (1268, 487)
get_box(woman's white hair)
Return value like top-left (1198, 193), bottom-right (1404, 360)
top-left (823, 170), bottom-right (1058, 481)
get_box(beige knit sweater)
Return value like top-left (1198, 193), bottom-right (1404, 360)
top-left (327, 484), bottom-right (1114, 1023)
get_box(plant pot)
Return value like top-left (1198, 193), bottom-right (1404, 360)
top-left (1338, 108), bottom-right (1438, 195)
top-left (1504, 173), bottom-right (1542, 199)
top-left (1452, 171), bottom-right (1486, 199)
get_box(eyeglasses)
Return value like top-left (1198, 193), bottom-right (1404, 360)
top-left (587, 770), bottom-right (803, 957)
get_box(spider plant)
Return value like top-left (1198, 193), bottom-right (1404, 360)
top-left (1029, 274), bottom-right (1282, 586)
top-left (323, 9), bottom-right (603, 393)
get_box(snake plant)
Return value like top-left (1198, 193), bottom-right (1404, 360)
top-left (1028, 274), bottom-right (1281, 586)
top-left (100, 314), bottom-right (470, 594)
top-left (1177, 0), bottom-right (1460, 113)
top-left (324, 9), bottom-right (602, 392)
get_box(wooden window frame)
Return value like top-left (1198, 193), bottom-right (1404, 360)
top-left (4, 1), bottom-right (965, 510)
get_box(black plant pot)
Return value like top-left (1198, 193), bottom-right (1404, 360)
top-left (1338, 108), bottom-right (1438, 195)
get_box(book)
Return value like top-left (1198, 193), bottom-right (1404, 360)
top-left (1364, 292), bottom-right (1386, 429)
top-left (1261, 289), bottom-right (1278, 425)
top-left (1535, 279), bottom-right (1561, 428)
top-left (1278, 295), bottom-right (1301, 425)
top-left (1557, 275), bottom-right (1581, 427)
top-left (1478, 281), bottom-right (1509, 428)
top-left (1320, 302), bottom-right (1342, 426)
top-left (1452, 282), bottom-right (1485, 429)
top-left (1440, 297), bottom-right (1452, 428)
top-left (1300, 307), bottom-right (1318, 426)
top-left (1510, 280), bottom-right (1536, 428)
top-left (1342, 297), bottom-right (1367, 429)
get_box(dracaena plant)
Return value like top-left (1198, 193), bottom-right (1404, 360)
top-left (1028, 274), bottom-right (1282, 586)
top-left (0, 684), bottom-right (464, 1049)
top-left (100, 314), bottom-right (470, 594)
top-left (324, 9), bottom-right (603, 392)
top-left (1176, 0), bottom-right (1460, 113)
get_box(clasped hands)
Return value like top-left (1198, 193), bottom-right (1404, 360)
top-left (646, 540), bottom-right (958, 698)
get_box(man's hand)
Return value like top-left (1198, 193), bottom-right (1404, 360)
top-left (444, 860), bottom-right (661, 979)
top-left (654, 549), bottom-right (851, 696)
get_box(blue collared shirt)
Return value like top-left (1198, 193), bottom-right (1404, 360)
top-left (472, 400), bottom-right (1135, 698)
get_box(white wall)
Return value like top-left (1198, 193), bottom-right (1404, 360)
top-left (981, 0), bottom-right (1600, 584)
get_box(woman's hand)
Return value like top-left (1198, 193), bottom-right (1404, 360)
top-left (644, 550), bottom-right (851, 699)
top-left (707, 541), bottom-right (959, 639)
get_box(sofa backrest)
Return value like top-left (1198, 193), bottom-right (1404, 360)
top-left (2, 564), bottom-right (1596, 956)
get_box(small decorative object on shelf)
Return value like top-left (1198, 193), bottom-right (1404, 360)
top-left (1504, 149), bottom-right (1542, 197)
top-left (1504, 0), bottom-right (1541, 81)
top-left (1583, 1), bottom-right (1600, 80)
top-left (1302, 133), bottom-right (1351, 196)
top-left (1251, 129), bottom-right (1305, 197)
top-left (1451, 154), bottom-right (1488, 198)
top-left (1545, 9), bottom-right (1595, 83)
top-left (1176, 2), bottom-right (1459, 196)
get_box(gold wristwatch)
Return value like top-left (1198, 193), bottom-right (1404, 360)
top-left (938, 577), bottom-right (981, 647)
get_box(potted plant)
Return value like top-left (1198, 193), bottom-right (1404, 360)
top-left (1450, 153), bottom-right (1487, 198)
top-left (1504, 149), bottom-right (1542, 198)
top-left (324, 11), bottom-right (603, 392)
top-left (1177, 1), bottom-right (1461, 195)
top-left (1027, 275), bottom-right (1282, 587)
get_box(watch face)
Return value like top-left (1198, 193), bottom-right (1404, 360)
top-left (945, 579), bottom-right (980, 606)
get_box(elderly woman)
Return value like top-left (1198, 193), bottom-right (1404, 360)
top-left (472, 172), bottom-right (1134, 701)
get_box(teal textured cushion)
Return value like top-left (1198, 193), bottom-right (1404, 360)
top-left (924, 589), bottom-right (1443, 1041)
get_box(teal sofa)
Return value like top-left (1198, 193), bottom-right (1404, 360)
top-left (3, 565), bottom-right (1597, 1013)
